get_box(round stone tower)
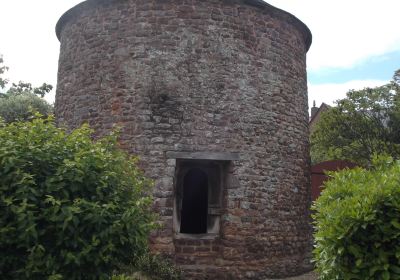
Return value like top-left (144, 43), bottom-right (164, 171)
top-left (55, 0), bottom-right (313, 278)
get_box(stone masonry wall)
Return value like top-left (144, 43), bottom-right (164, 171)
top-left (55, 0), bottom-right (313, 279)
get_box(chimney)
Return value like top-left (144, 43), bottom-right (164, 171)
top-left (311, 100), bottom-right (319, 119)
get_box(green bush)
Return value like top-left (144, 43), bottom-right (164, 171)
top-left (115, 252), bottom-right (182, 280)
top-left (0, 92), bottom-right (53, 123)
top-left (111, 274), bottom-right (141, 280)
top-left (0, 116), bottom-right (155, 279)
top-left (312, 156), bottom-right (400, 279)
top-left (134, 253), bottom-right (182, 280)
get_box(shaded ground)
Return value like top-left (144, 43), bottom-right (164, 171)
top-left (132, 270), bottom-right (319, 280)
top-left (270, 271), bottom-right (318, 280)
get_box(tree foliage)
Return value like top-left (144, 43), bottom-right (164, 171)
top-left (0, 56), bottom-right (9, 90)
top-left (0, 92), bottom-right (53, 123)
top-left (0, 116), bottom-right (155, 279)
top-left (0, 56), bottom-right (53, 122)
top-left (312, 156), bottom-right (400, 280)
top-left (311, 69), bottom-right (400, 166)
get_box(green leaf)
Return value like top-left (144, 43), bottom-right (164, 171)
top-left (391, 219), bottom-right (400, 229)
top-left (383, 270), bottom-right (390, 280)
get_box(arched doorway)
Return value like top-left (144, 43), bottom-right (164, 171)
top-left (180, 168), bottom-right (208, 234)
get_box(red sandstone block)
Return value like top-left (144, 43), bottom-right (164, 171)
top-left (182, 247), bottom-right (195, 254)
top-left (195, 246), bottom-right (210, 252)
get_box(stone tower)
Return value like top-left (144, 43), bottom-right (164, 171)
top-left (55, 0), bottom-right (313, 278)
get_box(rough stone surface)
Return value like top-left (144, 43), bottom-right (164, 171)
top-left (55, 0), bottom-right (313, 279)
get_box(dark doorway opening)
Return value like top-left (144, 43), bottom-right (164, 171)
top-left (180, 168), bottom-right (208, 234)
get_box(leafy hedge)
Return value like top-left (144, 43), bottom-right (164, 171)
top-left (312, 156), bottom-right (400, 279)
top-left (0, 92), bottom-right (53, 123)
top-left (0, 116), bottom-right (155, 279)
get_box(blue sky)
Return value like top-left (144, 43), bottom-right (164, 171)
top-left (0, 0), bottom-right (399, 110)
top-left (266, 0), bottom-right (400, 107)
top-left (309, 51), bottom-right (400, 85)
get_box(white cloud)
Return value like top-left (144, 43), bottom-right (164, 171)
top-left (308, 79), bottom-right (389, 109)
top-left (0, 0), bottom-right (83, 104)
top-left (267, 0), bottom-right (400, 70)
